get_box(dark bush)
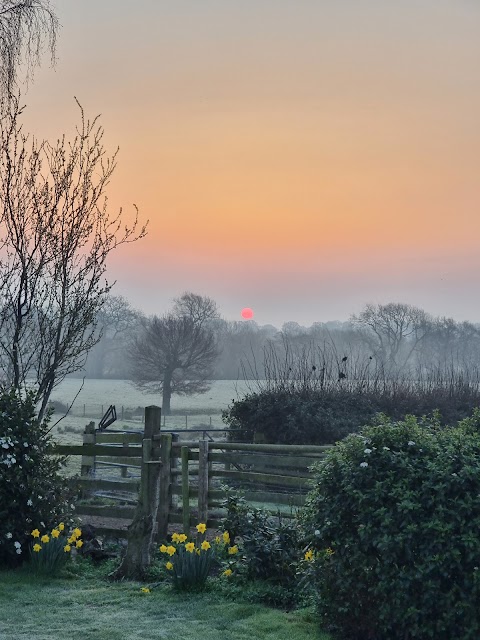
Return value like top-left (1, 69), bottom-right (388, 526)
top-left (222, 380), bottom-right (480, 445)
top-left (221, 486), bottom-right (303, 607)
top-left (301, 414), bottom-right (480, 639)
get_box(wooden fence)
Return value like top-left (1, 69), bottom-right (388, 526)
top-left (53, 406), bottom-right (332, 538)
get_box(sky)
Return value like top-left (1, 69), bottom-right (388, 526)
top-left (19, 0), bottom-right (480, 328)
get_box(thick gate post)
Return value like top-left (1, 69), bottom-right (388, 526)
top-left (109, 405), bottom-right (161, 581)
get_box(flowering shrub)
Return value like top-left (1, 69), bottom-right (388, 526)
top-left (302, 414), bottom-right (480, 640)
top-left (0, 389), bottom-right (74, 568)
top-left (29, 524), bottom-right (83, 575)
top-left (158, 523), bottom-right (228, 591)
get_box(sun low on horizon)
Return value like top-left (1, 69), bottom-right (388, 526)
top-left (20, 0), bottom-right (480, 327)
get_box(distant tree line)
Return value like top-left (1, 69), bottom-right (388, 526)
top-left (82, 296), bottom-right (480, 391)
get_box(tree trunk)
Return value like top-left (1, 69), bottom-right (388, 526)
top-left (162, 371), bottom-right (172, 415)
top-left (109, 405), bottom-right (161, 581)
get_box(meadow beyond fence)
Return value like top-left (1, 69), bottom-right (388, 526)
top-left (53, 406), bottom-right (331, 537)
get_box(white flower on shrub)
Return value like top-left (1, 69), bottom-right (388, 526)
top-left (5, 532), bottom-right (12, 539)
top-left (27, 499), bottom-right (32, 506)
top-left (364, 448), bottom-right (372, 454)
top-left (360, 462), bottom-right (369, 468)
top-left (383, 446), bottom-right (390, 451)
top-left (407, 441), bottom-right (415, 446)
top-left (14, 541), bottom-right (21, 549)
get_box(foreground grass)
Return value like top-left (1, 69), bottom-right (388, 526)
top-left (0, 566), bottom-right (329, 640)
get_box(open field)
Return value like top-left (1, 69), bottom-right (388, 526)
top-left (0, 568), bottom-right (329, 640)
top-left (49, 379), bottom-right (255, 450)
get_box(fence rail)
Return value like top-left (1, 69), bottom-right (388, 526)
top-left (53, 408), bottom-right (331, 538)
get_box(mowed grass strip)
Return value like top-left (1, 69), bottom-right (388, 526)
top-left (0, 570), bottom-right (329, 640)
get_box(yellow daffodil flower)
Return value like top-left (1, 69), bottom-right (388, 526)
top-left (76, 540), bottom-right (83, 548)
top-left (33, 544), bottom-right (42, 552)
top-left (222, 531), bottom-right (230, 544)
top-left (64, 544), bottom-right (71, 552)
top-left (196, 523), bottom-right (207, 534)
top-left (185, 542), bottom-right (195, 553)
top-left (58, 523), bottom-right (65, 531)
top-left (31, 529), bottom-right (40, 538)
top-left (41, 534), bottom-right (49, 544)
top-left (73, 528), bottom-right (82, 538)
top-left (51, 529), bottom-right (60, 538)
top-left (141, 587), bottom-right (151, 593)
top-left (166, 545), bottom-right (176, 556)
top-left (68, 536), bottom-right (76, 544)
top-left (171, 533), bottom-right (180, 543)
top-left (228, 545), bottom-right (238, 555)
top-left (178, 534), bottom-right (187, 543)
top-left (166, 561), bottom-right (173, 570)
top-left (159, 544), bottom-right (168, 553)
top-left (223, 568), bottom-right (232, 577)
top-left (215, 536), bottom-right (221, 544)
top-left (201, 540), bottom-right (211, 551)
top-left (304, 550), bottom-right (314, 561)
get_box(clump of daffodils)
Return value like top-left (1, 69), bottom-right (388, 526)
top-left (157, 523), bottom-right (239, 591)
top-left (29, 524), bottom-right (83, 575)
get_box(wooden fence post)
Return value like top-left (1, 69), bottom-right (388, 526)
top-left (181, 446), bottom-right (190, 532)
top-left (81, 421), bottom-right (96, 477)
top-left (197, 439), bottom-right (209, 525)
top-left (157, 433), bottom-right (173, 540)
top-left (109, 405), bottom-right (161, 581)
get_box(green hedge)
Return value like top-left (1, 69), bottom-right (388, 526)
top-left (301, 413), bottom-right (480, 639)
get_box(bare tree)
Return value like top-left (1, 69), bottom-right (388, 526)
top-left (172, 291), bottom-right (220, 327)
top-left (0, 0), bottom-right (59, 97)
top-left (350, 302), bottom-right (432, 371)
top-left (85, 295), bottom-right (143, 378)
top-left (0, 96), bottom-right (147, 420)
top-left (129, 313), bottom-right (219, 414)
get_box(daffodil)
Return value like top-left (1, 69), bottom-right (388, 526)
top-left (64, 544), bottom-right (71, 552)
top-left (58, 523), bottom-right (65, 531)
top-left (196, 523), bottom-right (207, 534)
top-left (185, 542), bottom-right (195, 553)
top-left (304, 549), bottom-right (314, 561)
top-left (166, 561), bottom-right (173, 570)
top-left (31, 529), bottom-right (40, 538)
top-left (166, 545), bottom-right (176, 556)
top-left (73, 528), bottom-right (82, 538)
top-left (75, 540), bottom-right (83, 548)
top-left (222, 531), bottom-right (230, 544)
top-left (228, 545), bottom-right (238, 555)
top-left (178, 534), bottom-right (187, 543)
top-left (68, 536), bottom-right (76, 544)
top-left (215, 536), bottom-right (221, 544)
top-left (223, 568), bottom-right (232, 577)
top-left (140, 587), bottom-right (151, 593)
top-left (171, 533), bottom-right (180, 543)
top-left (201, 540), bottom-right (211, 551)
top-left (41, 534), bottom-right (50, 544)
top-left (51, 529), bottom-right (60, 538)
top-left (33, 543), bottom-right (42, 552)
top-left (159, 544), bottom-right (168, 553)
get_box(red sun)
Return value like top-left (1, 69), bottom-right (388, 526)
top-left (241, 307), bottom-right (254, 319)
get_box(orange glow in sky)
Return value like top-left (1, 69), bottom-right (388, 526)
top-left (20, 1), bottom-right (480, 327)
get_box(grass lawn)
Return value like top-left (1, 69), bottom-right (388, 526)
top-left (0, 565), bottom-right (330, 640)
